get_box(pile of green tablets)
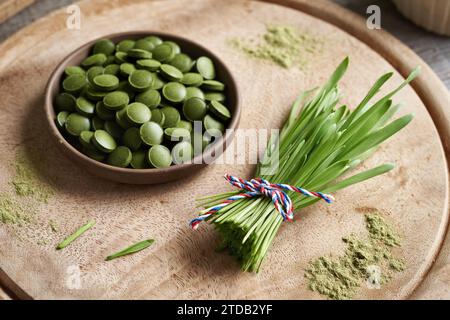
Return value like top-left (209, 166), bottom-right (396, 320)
top-left (54, 36), bottom-right (232, 169)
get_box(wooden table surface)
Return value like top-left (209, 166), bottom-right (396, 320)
top-left (0, 0), bottom-right (449, 300)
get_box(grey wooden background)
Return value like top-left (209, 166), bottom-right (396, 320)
top-left (0, 0), bottom-right (450, 88)
top-left (0, 0), bottom-right (449, 300)
top-left (0, 0), bottom-right (449, 89)
top-left (335, 0), bottom-right (450, 89)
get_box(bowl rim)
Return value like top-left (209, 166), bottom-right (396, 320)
top-left (45, 31), bottom-right (241, 175)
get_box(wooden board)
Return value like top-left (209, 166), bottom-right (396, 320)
top-left (268, 0), bottom-right (450, 300)
top-left (0, 0), bottom-right (449, 300)
top-left (0, 0), bottom-right (34, 23)
top-left (0, 288), bottom-right (11, 300)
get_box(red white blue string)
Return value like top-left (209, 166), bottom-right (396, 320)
top-left (190, 174), bottom-right (334, 230)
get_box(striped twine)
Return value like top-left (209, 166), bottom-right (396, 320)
top-left (190, 174), bottom-right (334, 230)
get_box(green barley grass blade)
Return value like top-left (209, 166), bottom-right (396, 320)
top-left (106, 239), bottom-right (155, 261)
top-left (323, 163), bottom-right (395, 193)
top-left (304, 146), bottom-right (346, 185)
top-left (341, 72), bottom-right (393, 129)
top-left (338, 99), bottom-right (393, 147)
top-left (340, 114), bottom-right (413, 160)
top-left (305, 160), bottom-right (350, 190)
top-left (342, 67), bottom-right (419, 129)
top-left (281, 89), bottom-right (315, 139)
top-left (376, 103), bottom-right (403, 129)
top-left (295, 164), bottom-right (395, 209)
top-left (279, 110), bottom-right (330, 157)
top-left (349, 99), bottom-right (394, 137)
top-left (256, 131), bottom-right (283, 177)
top-left (336, 100), bottom-right (395, 155)
top-left (196, 191), bottom-right (238, 206)
top-left (56, 220), bottom-right (95, 250)
top-left (321, 57), bottom-right (349, 93)
top-left (293, 131), bottom-right (339, 183)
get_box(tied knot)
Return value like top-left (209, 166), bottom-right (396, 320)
top-left (190, 174), bottom-right (334, 230)
top-left (225, 175), bottom-right (295, 222)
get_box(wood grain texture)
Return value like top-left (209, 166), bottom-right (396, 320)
top-left (0, 0), bottom-right (34, 23)
top-left (265, 0), bottom-right (450, 299)
top-left (0, 0), bottom-right (448, 300)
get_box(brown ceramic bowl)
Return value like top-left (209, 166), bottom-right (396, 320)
top-left (45, 31), bottom-right (240, 184)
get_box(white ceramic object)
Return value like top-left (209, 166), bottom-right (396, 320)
top-left (393, 0), bottom-right (450, 36)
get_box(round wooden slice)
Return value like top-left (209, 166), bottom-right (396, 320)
top-left (0, 0), bottom-right (448, 299)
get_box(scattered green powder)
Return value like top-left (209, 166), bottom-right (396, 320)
top-left (49, 219), bottom-right (59, 233)
top-left (230, 24), bottom-right (323, 69)
top-left (0, 193), bottom-right (31, 226)
top-left (305, 213), bottom-right (405, 300)
top-left (366, 213), bottom-right (401, 247)
top-left (11, 151), bottom-right (54, 203)
top-left (389, 257), bottom-right (406, 272)
top-left (1, 151), bottom-right (54, 246)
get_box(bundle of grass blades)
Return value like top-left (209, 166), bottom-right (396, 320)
top-left (195, 57), bottom-right (419, 272)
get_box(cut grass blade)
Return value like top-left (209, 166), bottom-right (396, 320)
top-left (56, 220), bottom-right (95, 250)
top-left (106, 239), bottom-right (155, 261)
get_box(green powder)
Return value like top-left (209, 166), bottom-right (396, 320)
top-left (366, 213), bottom-right (401, 247)
top-left (230, 25), bottom-right (323, 69)
top-left (305, 213), bottom-right (405, 300)
top-left (49, 219), bottom-right (59, 233)
top-left (11, 151), bottom-right (54, 203)
top-left (0, 193), bottom-right (31, 226)
top-left (1, 151), bottom-right (55, 245)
